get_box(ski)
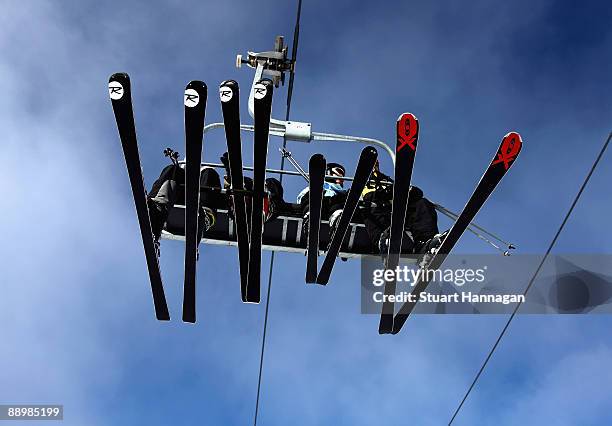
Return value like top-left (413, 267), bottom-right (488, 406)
top-left (246, 79), bottom-right (274, 303)
top-left (387, 132), bottom-right (523, 334)
top-left (305, 154), bottom-right (326, 283)
top-left (182, 80), bottom-right (207, 323)
top-left (378, 113), bottom-right (420, 334)
top-left (108, 72), bottom-right (170, 321)
top-left (220, 80), bottom-right (251, 301)
top-left (316, 146), bottom-right (378, 285)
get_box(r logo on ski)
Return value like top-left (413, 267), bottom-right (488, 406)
top-left (220, 87), bottom-right (233, 102)
top-left (108, 82), bottom-right (124, 100)
top-left (184, 88), bottom-right (200, 107)
top-left (253, 83), bottom-right (267, 99)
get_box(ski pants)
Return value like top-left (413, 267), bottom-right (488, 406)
top-left (148, 164), bottom-right (222, 211)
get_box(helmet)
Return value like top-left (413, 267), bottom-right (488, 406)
top-left (326, 162), bottom-right (346, 177)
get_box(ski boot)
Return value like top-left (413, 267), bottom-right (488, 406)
top-left (378, 227), bottom-right (390, 257)
top-left (328, 209), bottom-right (343, 236)
top-left (195, 206), bottom-right (217, 261)
top-left (147, 199), bottom-right (169, 240)
top-left (147, 198), bottom-right (169, 257)
top-left (378, 227), bottom-right (416, 266)
top-left (417, 230), bottom-right (448, 269)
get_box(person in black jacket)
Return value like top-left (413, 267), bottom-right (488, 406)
top-left (359, 160), bottom-right (440, 257)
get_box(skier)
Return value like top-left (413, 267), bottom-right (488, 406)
top-left (362, 159), bottom-right (393, 205)
top-left (359, 161), bottom-right (441, 260)
top-left (147, 151), bottom-right (222, 243)
top-left (220, 152), bottom-right (287, 223)
top-left (297, 162), bottom-right (348, 234)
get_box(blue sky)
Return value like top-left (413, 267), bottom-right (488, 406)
top-left (1, 0), bottom-right (612, 425)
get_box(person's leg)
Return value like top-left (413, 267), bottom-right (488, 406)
top-left (198, 167), bottom-right (222, 235)
top-left (409, 198), bottom-right (440, 253)
top-left (148, 164), bottom-right (182, 206)
top-left (147, 164), bottom-right (184, 240)
top-left (362, 206), bottom-right (390, 252)
top-left (264, 177), bottom-right (286, 221)
top-left (409, 198), bottom-right (445, 268)
top-left (199, 167), bottom-right (222, 208)
top-left (321, 192), bottom-right (345, 240)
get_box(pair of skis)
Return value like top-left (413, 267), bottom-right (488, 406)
top-left (219, 79), bottom-right (274, 304)
top-left (378, 126), bottom-right (523, 334)
top-left (305, 147), bottom-right (379, 285)
top-left (109, 72), bottom-right (207, 323)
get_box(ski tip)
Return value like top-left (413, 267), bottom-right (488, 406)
top-left (503, 131), bottom-right (522, 146)
top-left (309, 153), bottom-right (326, 167)
top-left (361, 145), bottom-right (378, 159)
top-left (504, 131), bottom-right (522, 139)
top-left (258, 78), bottom-right (274, 86)
top-left (503, 131), bottom-right (523, 148)
top-left (186, 80), bottom-right (207, 92)
top-left (396, 112), bottom-right (418, 122)
top-left (109, 72), bottom-right (129, 83)
top-left (220, 79), bottom-right (238, 89)
top-left (185, 80), bottom-right (207, 101)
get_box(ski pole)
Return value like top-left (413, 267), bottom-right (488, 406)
top-left (279, 147), bottom-right (309, 182)
top-left (163, 147), bottom-right (180, 166)
top-left (434, 203), bottom-right (515, 254)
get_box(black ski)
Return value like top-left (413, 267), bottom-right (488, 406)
top-left (182, 81), bottom-right (207, 323)
top-left (220, 80), bottom-right (250, 301)
top-left (378, 113), bottom-right (420, 334)
top-left (246, 79), bottom-right (274, 303)
top-left (108, 72), bottom-right (170, 321)
top-left (388, 132), bottom-right (523, 334)
top-left (316, 146), bottom-right (378, 285)
top-left (305, 154), bottom-right (326, 283)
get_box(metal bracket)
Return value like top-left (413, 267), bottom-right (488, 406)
top-left (239, 37), bottom-right (395, 162)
